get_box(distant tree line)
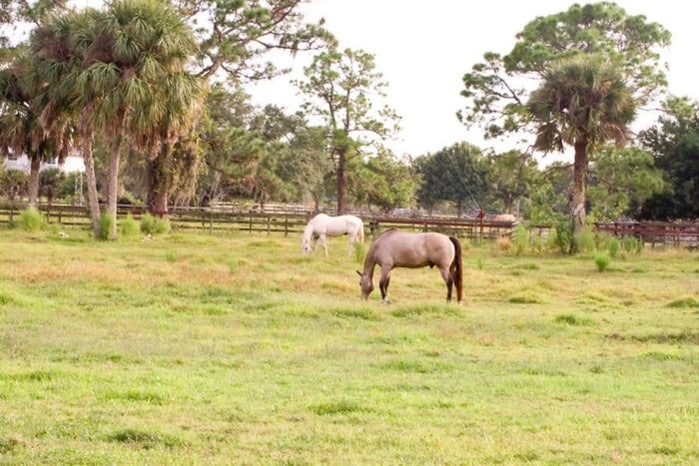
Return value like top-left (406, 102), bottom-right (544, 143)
top-left (1, 1), bottom-right (697, 242)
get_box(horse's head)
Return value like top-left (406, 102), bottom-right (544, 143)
top-left (301, 237), bottom-right (311, 255)
top-left (356, 270), bottom-right (373, 299)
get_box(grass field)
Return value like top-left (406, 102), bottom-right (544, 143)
top-left (0, 227), bottom-right (697, 465)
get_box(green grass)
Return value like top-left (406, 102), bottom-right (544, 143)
top-left (0, 228), bottom-right (697, 464)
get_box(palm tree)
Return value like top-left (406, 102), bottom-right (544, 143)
top-left (31, 0), bottom-right (204, 238)
top-left (0, 50), bottom-right (71, 209)
top-left (30, 9), bottom-right (104, 237)
top-left (527, 54), bottom-right (636, 235)
top-left (86, 0), bottom-right (203, 238)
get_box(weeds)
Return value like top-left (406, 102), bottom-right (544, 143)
top-left (16, 209), bottom-right (46, 232)
top-left (594, 252), bottom-right (611, 272)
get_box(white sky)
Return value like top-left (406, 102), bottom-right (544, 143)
top-left (249, 0), bottom-right (696, 163)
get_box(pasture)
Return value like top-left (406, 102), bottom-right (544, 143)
top-left (0, 228), bottom-right (697, 464)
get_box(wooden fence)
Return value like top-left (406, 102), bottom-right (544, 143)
top-left (0, 203), bottom-right (515, 240)
top-left (2, 203), bottom-right (698, 248)
top-left (595, 221), bottom-right (699, 249)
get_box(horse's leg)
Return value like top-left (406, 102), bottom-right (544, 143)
top-left (347, 233), bottom-right (355, 257)
top-left (321, 234), bottom-right (328, 256)
top-left (439, 266), bottom-right (454, 302)
top-left (379, 266), bottom-right (392, 303)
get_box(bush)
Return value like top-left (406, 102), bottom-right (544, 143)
top-left (0, 169), bottom-right (28, 201)
top-left (140, 213), bottom-right (171, 235)
top-left (594, 253), bottom-right (610, 272)
top-left (622, 236), bottom-right (643, 254)
top-left (17, 209), bottom-right (46, 232)
top-left (117, 191), bottom-right (141, 206)
top-left (575, 226), bottom-right (596, 253)
top-left (119, 214), bottom-right (140, 239)
top-left (512, 223), bottom-right (529, 255)
top-left (495, 236), bottom-right (514, 252)
top-left (552, 216), bottom-right (575, 255)
top-left (39, 168), bottom-right (65, 205)
top-left (98, 213), bottom-right (114, 241)
top-left (607, 236), bottom-right (620, 257)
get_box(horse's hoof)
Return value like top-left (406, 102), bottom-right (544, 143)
top-left (382, 299), bottom-right (392, 305)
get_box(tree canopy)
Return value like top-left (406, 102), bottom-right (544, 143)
top-left (637, 97), bottom-right (699, 220)
top-left (459, 2), bottom-right (670, 236)
top-left (414, 142), bottom-right (487, 216)
top-left (459, 2), bottom-right (670, 141)
top-left (295, 46), bottom-right (400, 213)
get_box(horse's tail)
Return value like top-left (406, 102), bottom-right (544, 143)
top-left (357, 220), bottom-right (365, 243)
top-left (449, 236), bottom-right (464, 303)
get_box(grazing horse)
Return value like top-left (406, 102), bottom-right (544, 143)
top-left (301, 213), bottom-right (365, 257)
top-left (493, 213), bottom-right (517, 223)
top-left (357, 229), bottom-right (463, 303)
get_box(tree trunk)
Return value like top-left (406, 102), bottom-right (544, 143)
top-left (82, 142), bottom-right (101, 239)
top-left (336, 149), bottom-right (346, 214)
top-left (572, 139), bottom-right (588, 235)
top-left (150, 191), bottom-right (169, 218)
top-left (28, 155), bottom-right (41, 209)
top-left (147, 143), bottom-right (172, 217)
top-left (106, 140), bottom-right (122, 240)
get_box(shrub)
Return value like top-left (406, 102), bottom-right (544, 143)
top-left (607, 236), bottom-right (620, 257)
top-left (496, 236), bottom-right (514, 252)
top-left (575, 225), bottom-right (596, 253)
top-left (117, 191), bottom-right (141, 206)
top-left (39, 168), bottom-right (65, 205)
top-left (622, 236), bottom-right (643, 254)
top-left (119, 214), bottom-right (140, 239)
top-left (512, 223), bottom-right (529, 255)
top-left (594, 253), bottom-right (610, 272)
top-left (17, 209), bottom-right (46, 232)
top-left (140, 212), bottom-right (171, 235)
top-left (98, 213), bottom-right (114, 241)
top-left (0, 169), bottom-right (28, 201)
top-left (552, 216), bottom-right (575, 255)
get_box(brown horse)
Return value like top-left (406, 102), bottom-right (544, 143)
top-left (357, 229), bottom-right (463, 303)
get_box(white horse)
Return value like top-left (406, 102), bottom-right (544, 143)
top-left (301, 213), bottom-right (365, 257)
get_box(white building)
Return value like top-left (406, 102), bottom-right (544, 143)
top-left (2, 153), bottom-right (85, 173)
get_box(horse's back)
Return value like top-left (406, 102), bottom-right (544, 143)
top-left (370, 230), bottom-right (453, 267)
top-left (493, 213), bottom-right (516, 222)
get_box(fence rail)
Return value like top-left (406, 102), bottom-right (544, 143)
top-left (1, 204), bottom-right (698, 248)
top-left (0, 204), bottom-right (515, 240)
top-left (595, 221), bottom-right (699, 249)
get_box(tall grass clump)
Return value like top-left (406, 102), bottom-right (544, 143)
top-left (606, 235), bottom-right (620, 257)
top-left (16, 209), bottom-right (46, 232)
top-left (98, 213), bottom-right (114, 241)
top-left (575, 225), bottom-right (596, 253)
top-left (512, 223), bottom-right (529, 255)
top-left (594, 252), bottom-right (610, 272)
top-left (118, 214), bottom-right (140, 239)
top-left (622, 236), bottom-right (644, 254)
top-left (551, 216), bottom-right (575, 255)
top-left (140, 213), bottom-right (171, 235)
top-left (495, 236), bottom-right (514, 253)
